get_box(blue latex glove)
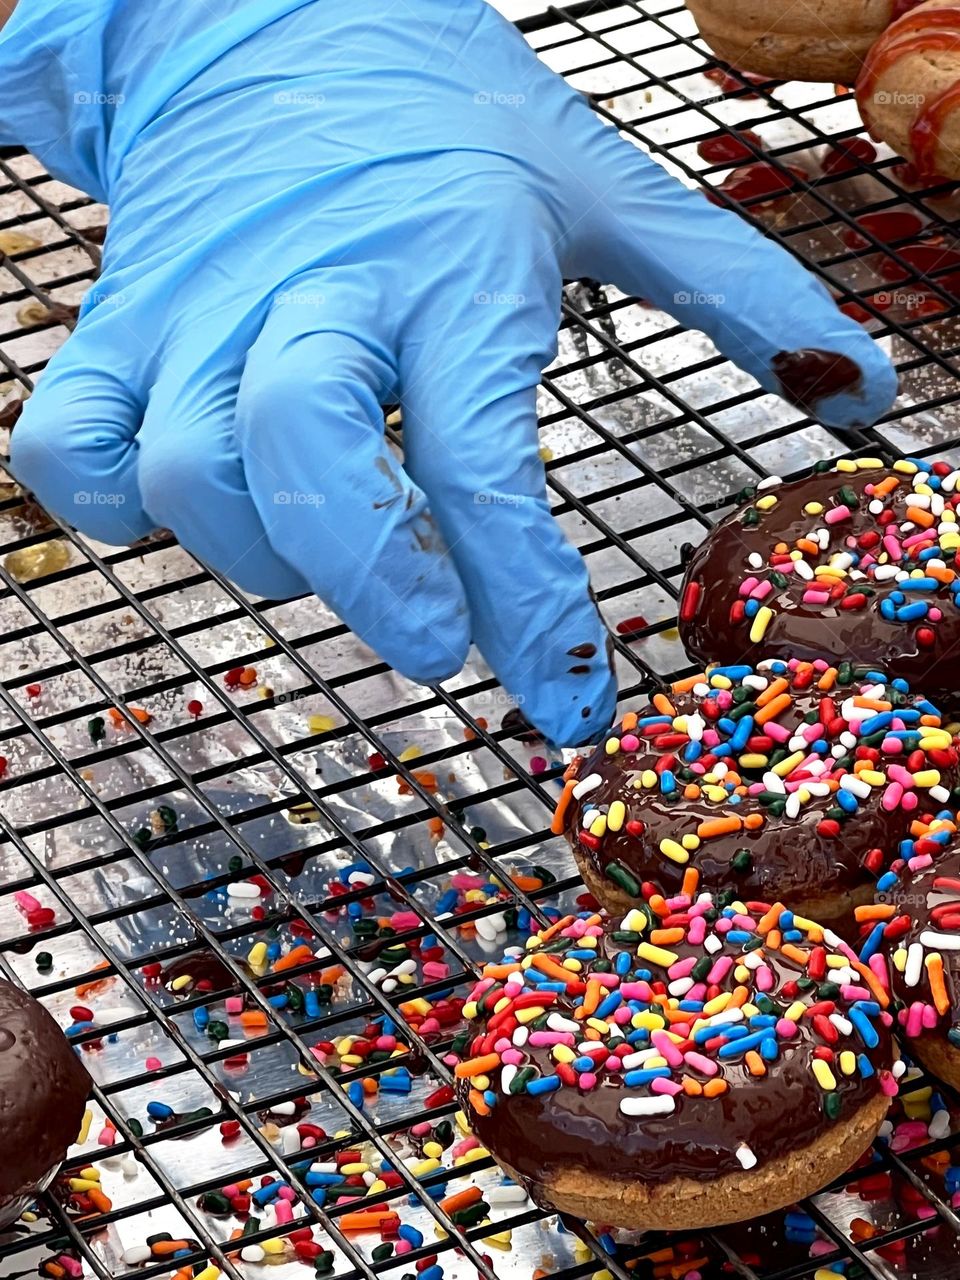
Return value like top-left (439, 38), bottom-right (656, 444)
top-left (2, 0), bottom-right (897, 746)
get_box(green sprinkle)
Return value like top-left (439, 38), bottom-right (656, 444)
top-left (731, 849), bottom-right (753, 874)
top-left (35, 951), bottom-right (53, 971)
top-left (742, 508), bottom-right (760, 527)
top-left (605, 861), bottom-right (641, 897)
top-left (372, 1244), bottom-right (394, 1263)
top-left (824, 1092), bottom-right (843, 1120)
top-left (87, 716), bottom-right (106, 742)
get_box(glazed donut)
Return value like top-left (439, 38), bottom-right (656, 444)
top-left (686, 0), bottom-right (919, 86)
top-left (0, 980), bottom-right (90, 1226)
top-left (554, 660), bottom-right (958, 925)
top-left (865, 845), bottom-right (960, 1088)
top-left (679, 457), bottom-right (960, 706)
top-left (857, 1), bottom-right (960, 182)
top-left (453, 883), bottom-right (896, 1230)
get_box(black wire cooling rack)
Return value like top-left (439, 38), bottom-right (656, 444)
top-left (2, 3), bottom-right (960, 1279)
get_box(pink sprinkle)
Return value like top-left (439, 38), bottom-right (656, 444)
top-left (652, 1031), bottom-right (684, 1066)
top-left (278, 1185), bottom-right (296, 1203)
top-left (883, 535), bottom-right (902, 560)
top-left (275, 1201), bottom-right (294, 1224)
top-left (224, 996), bottom-right (244, 1015)
top-left (739, 576), bottom-right (759, 597)
top-left (803, 590), bottom-right (830, 605)
top-left (907, 852), bottom-right (934, 872)
top-left (888, 764), bottom-right (914, 788)
top-left (905, 1001), bottom-right (925, 1037)
top-left (688, 917), bottom-right (707, 946)
top-left (529, 755), bottom-right (548, 774)
top-left (825, 504), bottom-right (852, 524)
top-left (578, 1072), bottom-right (598, 1090)
top-left (650, 1077), bottom-right (683, 1096)
top-left (813, 658), bottom-right (829, 670)
top-left (715, 917), bottom-right (732, 934)
top-left (765, 721), bottom-right (791, 743)
top-left (97, 1127), bottom-right (116, 1146)
top-left (881, 736), bottom-right (903, 753)
top-left (902, 791), bottom-right (918, 812)
top-left (501, 1049), bottom-right (524, 1066)
top-left (750, 580), bottom-right (773, 600)
top-left (684, 1051), bottom-right (718, 1076)
top-left (419, 1017), bottom-right (440, 1034)
top-left (528, 1032), bottom-right (574, 1048)
top-left (930, 607), bottom-right (943, 622)
top-left (620, 733), bottom-right (640, 752)
top-left (702, 729), bottom-right (721, 748)
top-left (880, 1070), bottom-right (899, 1097)
top-left (922, 1003), bottom-right (939, 1030)
top-left (450, 873), bottom-right (484, 889)
top-left (14, 890), bottom-right (40, 913)
top-left (882, 782), bottom-right (903, 811)
top-left (755, 964), bottom-right (774, 992)
top-left (715, 691), bottom-right (733, 711)
top-left (841, 984), bottom-right (871, 1001)
top-left (667, 957), bottom-right (697, 980)
top-left (776, 1018), bottom-right (798, 1038)
top-left (452, 1136), bottom-right (480, 1158)
top-left (145, 1056), bottom-right (162, 1071)
top-left (423, 961), bottom-right (450, 981)
top-left (902, 530), bottom-right (932, 549)
top-left (396, 1241), bottom-right (413, 1255)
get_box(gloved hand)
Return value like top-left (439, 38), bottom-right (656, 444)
top-left (2, 0), bottom-right (897, 746)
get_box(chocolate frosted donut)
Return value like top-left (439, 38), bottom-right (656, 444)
top-left (554, 660), bottom-right (959, 926)
top-left (0, 980), bottom-right (90, 1224)
top-left (678, 457), bottom-right (960, 706)
top-left (864, 845), bottom-right (960, 1089)
top-left (453, 885), bottom-right (896, 1230)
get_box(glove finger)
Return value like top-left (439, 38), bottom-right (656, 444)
top-left (234, 276), bottom-right (470, 684)
top-left (398, 179), bottom-right (616, 748)
top-left (7, 321), bottom-right (154, 544)
top-left (135, 329), bottom-right (310, 599)
top-left (566, 128), bottom-right (898, 430)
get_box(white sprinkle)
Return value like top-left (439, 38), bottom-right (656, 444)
top-left (893, 1058), bottom-right (908, 1079)
top-left (874, 564), bottom-right (900, 581)
top-left (500, 1064), bottom-right (517, 1095)
top-left (748, 552), bottom-right (764, 569)
top-left (736, 1142), bottom-right (758, 1170)
top-left (762, 771), bottom-right (786, 795)
top-left (693, 681), bottom-right (710, 697)
top-left (547, 1013), bottom-right (580, 1034)
top-left (829, 1013), bottom-right (853, 1036)
top-left (669, 977), bottom-right (695, 997)
top-left (241, 1245), bottom-right (266, 1263)
top-left (930, 785), bottom-right (950, 803)
top-left (487, 1182), bottom-right (530, 1204)
top-left (921, 930), bottom-right (960, 950)
top-left (743, 674), bottom-right (769, 690)
top-left (757, 475), bottom-right (782, 490)
top-left (227, 881), bottom-right (261, 898)
top-left (794, 560), bottom-right (814, 581)
top-left (840, 775), bottom-right (872, 799)
top-left (704, 933), bottom-right (723, 954)
top-left (686, 713), bottom-right (705, 741)
top-left (930, 1109), bottom-right (952, 1140)
top-left (513, 1025), bottom-right (529, 1047)
top-left (271, 1100), bottom-right (297, 1116)
top-left (621, 1048), bottom-right (661, 1069)
top-left (573, 773), bottom-right (602, 800)
top-left (123, 1247), bottom-right (152, 1266)
top-left (943, 471), bottom-right (960, 493)
top-left (282, 1126), bottom-right (301, 1155)
top-left (869, 498), bottom-right (885, 514)
top-left (620, 1095), bottom-right (676, 1118)
top-left (784, 793), bottom-right (801, 820)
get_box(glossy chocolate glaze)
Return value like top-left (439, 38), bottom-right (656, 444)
top-left (679, 464), bottom-right (960, 705)
top-left (458, 913), bottom-right (893, 1186)
top-left (880, 847), bottom-right (960, 1047)
top-left (161, 950), bottom-right (243, 994)
top-left (0, 980), bottom-right (90, 1202)
top-left (565, 671), bottom-right (958, 915)
top-left (771, 350), bottom-right (863, 416)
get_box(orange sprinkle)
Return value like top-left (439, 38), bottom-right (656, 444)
top-left (728, 986), bottom-right (749, 1009)
top-left (427, 817), bottom-right (444, 838)
top-left (780, 944), bottom-right (810, 965)
top-left (511, 874), bottom-right (544, 893)
top-left (152, 1240), bottom-right (192, 1256)
top-left (240, 1010), bottom-right (268, 1028)
top-left (439, 1186), bottom-right (483, 1215)
top-left (757, 903), bottom-right (783, 935)
top-left (927, 953), bottom-right (951, 1016)
top-left (766, 928), bottom-right (782, 950)
top-left (551, 780), bottom-right (577, 835)
top-left (873, 475), bottom-right (901, 497)
top-left (76, 961), bottom-right (113, 999)
top-left (855, 904), bottom-right (896, 922)
top-left (530, 954), bottom-right (575, 983)
top-left (683, 783), bottom-right (700, 800)
top-left (745, 1050), bottom-right (766, 1077)
top-left (341, 1208), bottom-right (400, 1231)
top-left (653, 693), bottom-right (676, 716)
top-left (681, 868), bottom-right (700, 898)
top-left (87, 1188), bottom-right (112, 1213)
top-left (621, 711), bottom-right (639, 732)
top-left (671, 673), bottom-right (705, 694)
top-left (755, 693), bottom-right (792, 725)
top-left (756, 677), bottom-right (789, 707)
top-left (540, 914), bottom-right (577, 942)
top-left (271, 944), bottom-right (315, 973)
top-left (817, 667), bottom-right (838, 690)
top-left (928, 565), bottom-right (957, 584)
top-left (907, 505), bottom-right (934, 528)
top-left (681, 1076), bottom-right (703, 1096)
top-left (238, 667), bottom-right (258, 686)
top-left (919, 714), bottom-right (942, 727)
top-left (563, 755), bottom-right (584, 782)
top-left (454, 1053), bottom-right (501, 1078)
top-left (647, 893), bottom-right (671, 919)
top-left (44, 1266), bottom-right (65, 1278)
top-left (650, 928), bottom-right (685, 946)
top-left (696, 815), bottom-right (742, 840)
top-left (362, 1077), bottom-right (378, 1095)
top-left (743, 813), bottom-right (764, 831)
top-left (796, 538), bottom-right (820, 555)
top-left (851, 959), bottom-right (890, 1007)
top-left (852, 697), bottom-right (892, 712)
top-left (703, 1078), bottom-right (728, 1098)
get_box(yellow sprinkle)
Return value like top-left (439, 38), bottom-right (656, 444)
top-left (552, 1044), bottom-right (576, 1064)
top-left (340, 1053), bottom-right (363, 1066)
top-left (941, 533), bottom-right (960, 549)
top-left (481, 1224), bottom-right (513, 1250)
top-left (247, 941), bottom-right (268, 968)
top-left (681, 833), bottom-right (701, 851)
top-left (463, 1001), bottom-right (478, 1018)
top-left (812, 1060), bottom-right (837, 1091)
top-left (632, 1010), bottom-right (667, 1030)
top-left (607, 800), bottom-right (626, 832)
top-left (79, 1167), bottom-right (100, 1181)
top-left (605, 736), bottom-right (620, 755)
top-left (77, 1110), bottom-right (93, 1145)
top-left (455, 1110), bottom-right (470, 1133)
top-left (516, 1006), bottom-right (546, 1024)
top-left (709, 674), bottom-right (732, 689)
top-left (702, 991), bottom-right (732, 1017)
top-left (339, 1163), bottom-right (369, 1176)
top-left (894, 459), bottom-right (918, 474)
top-left (68, 1178), bottom-right (100, 1192)
top-left (920, 734), bottom-right (953, 750)
top-left (398, 745), bottom-right (422, 762)
top-left (472, 1075), bottom-right (490, 1090)
top-left (367, 1179), bottom-right (387, 1195)
top-left (260, 1240), bottom-right (286, 1257)
top-left (538, 446), bottom-right (553, 463)
top-left (749, 606), bottom-right (773, 644)
top-left (773, 750), bottom-right (805, 777)
top-left (893, 947), bottom-right (908, 973)
top-left (637, 940), bottom-right (679, 967)
top-left (734, 964), bottom-right (750, 984)
top-left (702, 784), bottom-right (728, 802)
top-left (586, 1017), bottom-right (610, 1034)
top-left (859, 769), bottom-right (885, 786)
top-left (785, 1001), bottom-right (807, 1022)
top-left (756, 494), bottom-right (778, 510)
top-left (589, 815), bottom-right (607, 838)
top-left (622, 908), bottom-right (647, 934)
top-left (738, 753), bottom-right (768, 768)
top-left (658, 838), bottom-right (689, 865)
top-left (835, 459), bottom-right (858, 472)
top-left (912, 770), bottom-right (941, 788)
top-left (412, 1158), bottom-right (441, 1177)
top-left (562, 958), bottom-right (583, 972)
top-left (803, 501), bottom-right (824, 515)
top-left (839, 1051), bottom-right (857, 1076)
top-left (641, 769), bottom-right (658, 788)
top-left (854, 457), bottom-right (885, 469)
top-left (171, 974), bottom-right (192, 992)
top-left (308, 714), bottom-right (336, 734)
top-left (195, 1268), bottom-right (222, 1280)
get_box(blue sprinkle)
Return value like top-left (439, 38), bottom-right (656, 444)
top-left (858, 922), bottom-right (886, 964)
top-left (381, 1069), bottom-right (412, 1094)
top-left (399, 1225), bottom-right (424, 1247)
top-left (890, 590), bottom-right (905, 605)
top-left (857, 1053), bottom-right (875, 1078)
top-left (526, 1075), bottom-right (561, 1096)
top-left (760, 1036), bottom-right (780, 1061)
top-left (193, 1007), bottom-right (209, 1030)
top-left (623, 1067), bottom-right (672, 1086)
top-left (860, 712), bottom-right (893, 735)
top-left (305, 991), bottom-right (321, 1017)
top-left (683, 741), bottom-right (703, 763)
top-left (420, 1266), bottom-right (444, 1280)
top-left (146, 1101), bottom-right (173, 1120)
top-left (711, 665), bottom-right (754, 680)
top-left (880, 599), bottom-right (897, 621)
top-left (660, 771), bottom-right (676, 795)
top-left (268, 993), bottom-right (288, 1009)
top-left (876, 871), bottom-right (899, 892)
top-left (863, 671), bottom-right (889, 684)
top-left (903, 577), bottom-right (940, 591)
top-left (307, 1171), bottom-right (345, 1187)
top-left (897, 602), bottom-right (929, 622)
top-left (916, 698), bottom-right (942, 717)
top-left (837, 790), bottom-right (859, 813)
top-left (348, 1081), bottom-right (364, 1108)
top-left (744, 598), bottom-right (760, 618)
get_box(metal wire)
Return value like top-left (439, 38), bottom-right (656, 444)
top-left (2, 2), bottom-right (960, 1278)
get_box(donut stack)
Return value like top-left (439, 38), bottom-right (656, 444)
top-left (454, 454), bottom-right (960, 1231)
